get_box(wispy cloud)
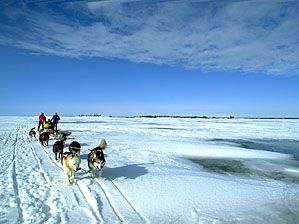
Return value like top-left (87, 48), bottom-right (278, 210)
top-left (0, 0), bottom-right (299, 75)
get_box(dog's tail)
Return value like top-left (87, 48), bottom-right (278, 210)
top-left (98, 139), bottom-right (107, 150)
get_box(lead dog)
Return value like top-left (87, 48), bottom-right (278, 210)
top-left (62, 152), bottom-right (81, 185)
top-left (87, 139), bottom-right (107, 177)
top-left (39, 131), bottom-right (50, 146)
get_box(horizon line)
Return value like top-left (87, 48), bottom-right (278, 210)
top-left (1, 115), bottom-right (299, 119)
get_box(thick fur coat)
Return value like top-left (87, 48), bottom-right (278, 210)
top-left (39, 132), bottom-right (50, 146)
top-left (29, 128), bottom-right (36, 138)
top-left (53, 140), bottom-right (64, 160)
top-left (69, 141), bottom-right (81, 154)
top-left (87, 139), bottom-right (107, 177)
top-left (62, 153), bottom-right (81, 185)
top-left (53, 134), bottom-right (67, 160)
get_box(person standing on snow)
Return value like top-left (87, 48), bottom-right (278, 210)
top-left (51, 112), bottom-right (60, 131)
top-left (38, 112), bottom-right (46, 131)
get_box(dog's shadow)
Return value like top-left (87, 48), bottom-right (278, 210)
top-left (65, 137), bottom-right (76, 140)
top-left (76, 164), bottom-right (149, 181)
top-left (103, 164), bottom-right (149, 180)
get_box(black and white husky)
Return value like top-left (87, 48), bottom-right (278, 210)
top-left (29, 128), bottom-right (36, 138)
top-left (87, 139), bottom-right (107, 177)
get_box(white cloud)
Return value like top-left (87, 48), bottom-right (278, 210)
top-left (0, 0), bottom-right (298, 74)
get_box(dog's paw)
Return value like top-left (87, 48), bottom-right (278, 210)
top-left (89, 169), bottom-right (96, 178)
top-left (67, 179), bottom-right (75, 185)
top-left (90, 169), bottom-right (102, 178)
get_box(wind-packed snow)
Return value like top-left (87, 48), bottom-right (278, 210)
top-left (0, 116), bottom-right (299, 223)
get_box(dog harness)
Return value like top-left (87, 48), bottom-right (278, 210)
top-left (69, 146), bottom-right (81, 150)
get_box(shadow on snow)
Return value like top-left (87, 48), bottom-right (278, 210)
top-left (76, 164), bottom-right (148, 181)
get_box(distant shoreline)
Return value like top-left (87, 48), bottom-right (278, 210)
top-left (0, 115), bottom-right (299, 119)
top-left (77, 115), bottom-right (299, 119)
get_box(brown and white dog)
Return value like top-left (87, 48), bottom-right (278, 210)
top-left (39, 131), bottom-right (50, 146)
top-left (62, 152), bottom-right (81, 185)
top-left (87, 139), bottom-right (107, 177)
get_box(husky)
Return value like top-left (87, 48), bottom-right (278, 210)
top-left (39, 131), bottom-right (50, 146)
top-left (69, 141), bottom-right (81, 155)
top-left (87, 139), bottom-right (107, 178)
top-left (53, 140), bottom-right (64, 160)
top-left (53, 134), bottom-right (67, 160)
top-left (29, 128), bottom-right (36, 138)
top-left (62, 152), bottom-right (81, 185)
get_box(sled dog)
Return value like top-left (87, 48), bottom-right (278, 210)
top-left (62, 152), bottom-right (81, 185)
top-left (53, 140), bottom-right (64, 160)
top-left (69, 141), bottom-right (81, 154)
top-left (39, 131), bottom-right (50, 146)
top-left (53, 134), bottom-right (67, 160)
top-left (29, 128), bottom-right (36, 138)
top-left (87, 139), bottom-right (107, 177)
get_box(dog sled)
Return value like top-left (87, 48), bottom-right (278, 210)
top-left (57, 130), bottom-right (72, 138)
top-left (40, 128), bottom-right (72, 140)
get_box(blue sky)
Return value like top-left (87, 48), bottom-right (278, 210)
top-left (0, 0), bottom-right (299, 117)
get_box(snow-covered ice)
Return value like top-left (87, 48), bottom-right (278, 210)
top-left (0, 116), bottom-right (299, 223)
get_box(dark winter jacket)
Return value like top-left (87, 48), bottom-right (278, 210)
top-left (51, 114), bottom-right (60, 122)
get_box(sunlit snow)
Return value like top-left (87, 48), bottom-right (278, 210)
top-left (0, 116), bottom-right (299, 223)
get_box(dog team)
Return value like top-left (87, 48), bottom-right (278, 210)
top-left (29, 112), bottom-right (107, 185)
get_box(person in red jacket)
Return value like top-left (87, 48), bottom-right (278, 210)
top-left (38, 112), bottom-right (46, 131)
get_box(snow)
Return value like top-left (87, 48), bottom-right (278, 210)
top-left (0, 116), bottom-right (299, 223)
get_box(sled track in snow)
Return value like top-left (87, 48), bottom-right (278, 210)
top-left (94, 178), bottom-right (148, 223)
top-left (33, 138), bottom-right (147, 222)
top-left (75, 182), bottom-right (105, 223)
top-left (0, 131), bottom-right (16, 176)
top-left (3, 131), bottom-right (13, 146)
top-left (11, 131), bottom-right (24, 223)
top-left (29, 139), bottom-right (77, 223)
top-left (18, 131), bottom-right (60, 223)
top-left (37, 142), bottom-right (118, 222)
top-left (108, 178), bottom-right (148, 222)
top-left (284, 184), bottom-right (299, 217)
top-left (47, 152), bottom-right (146, 222)
top-left (38, 143), bottom-right (104, 223)
top-left (93, 178), bottom-right (124, 222)
top-left (26, 135), bottom-right (52, 184)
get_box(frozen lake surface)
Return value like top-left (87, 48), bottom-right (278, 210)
top-left (0, 116), bottom-right (299, 223)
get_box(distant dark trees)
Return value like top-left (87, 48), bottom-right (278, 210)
top-left (78, 114), bottom-right (101, 117)
top-left (139, 115), bottom-right (213, 119)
